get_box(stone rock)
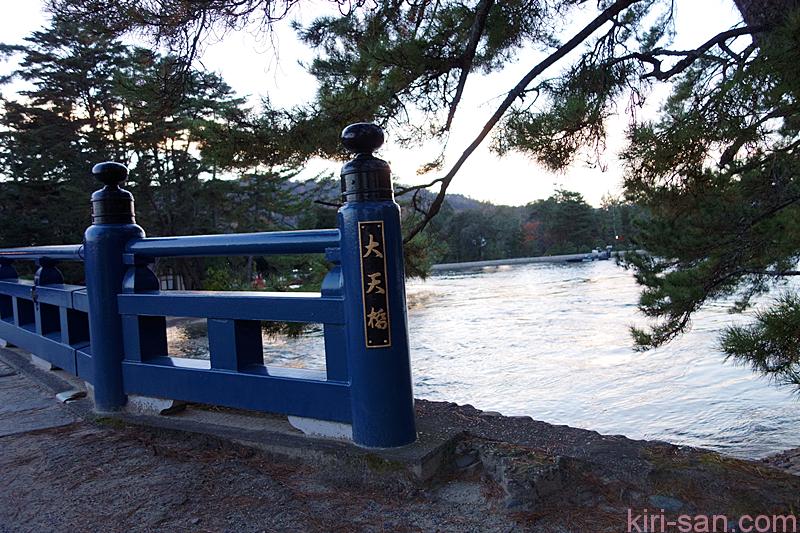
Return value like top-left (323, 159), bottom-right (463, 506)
top-left (30, 354), bottom-right (55, 371)
top-left (762, 447), bottom-right (800, 476)
top-left (55, 389), bottom-right (87, 403)
top-left (0, 361), bottom-right (15, 378)
top-left (125, 395), bottom-right (186, 416)
top-left (288, 416), bottom-right (353, 441)
top-left (435, 480), bottom-right (485, 504)
top-left (648, 494), bottom-right (686, 512)
top-left (454, 450), bottom-right (480, 469)
top-left (454, 437), bottom-right (568, 511)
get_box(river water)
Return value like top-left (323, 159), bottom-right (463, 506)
top-left (167, 260), bottom-right (800, 459)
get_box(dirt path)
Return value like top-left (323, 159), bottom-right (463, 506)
top-left (0, 421), bottom-right (516, 533)
top-left (1, 349), bottom-right (799, 532)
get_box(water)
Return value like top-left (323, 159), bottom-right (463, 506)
top-left (167, 261), bottom-right (800, 459)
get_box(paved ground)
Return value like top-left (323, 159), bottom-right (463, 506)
top-left (1, 348), bottom-right (799, 532)
top-left (0, 358), bottom-right (77, 437)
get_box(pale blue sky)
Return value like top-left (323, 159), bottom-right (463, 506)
top-left (0, 0), bottom-right (742, 206)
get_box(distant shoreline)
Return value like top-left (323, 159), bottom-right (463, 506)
top-left (430, 250), bottom-right (637, 272)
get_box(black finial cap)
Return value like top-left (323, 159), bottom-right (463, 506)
top-left (90, 161), bottom-right (135, 224)
top-left (340, 123), bottom-right (393, 202)
top-left (92, 161), bottom-right (129, 187)
top-left (341, 123), bottom-right (384, 154)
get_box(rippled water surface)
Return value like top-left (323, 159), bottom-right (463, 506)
top-left (169, 261), bottom-right (800, 459)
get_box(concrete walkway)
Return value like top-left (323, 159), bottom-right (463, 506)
top-left (1, 346), bottom-right (799, 532)
top-left (0, 357), bottom-right (77, 437)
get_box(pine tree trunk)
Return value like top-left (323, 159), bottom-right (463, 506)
top-left (733, 0), bottom-right (799, 29)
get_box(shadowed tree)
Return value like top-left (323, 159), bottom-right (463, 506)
top-left (0, 15), bottom-right (305, 287)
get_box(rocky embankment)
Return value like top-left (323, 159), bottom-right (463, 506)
top-left (417, 401), bottom-right (800, 530)
top-left (762, 446), bottom-right (800, 476)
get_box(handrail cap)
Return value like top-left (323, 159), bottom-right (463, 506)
top-left (92, 161), bottom-right (129, 187)
top-left (341, 123), bottom-right (384, 154)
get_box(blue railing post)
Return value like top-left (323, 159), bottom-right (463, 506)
top-left (338, 123), bottom-right (416, 447)
top-left (84, 162), bottom-right (145, 411)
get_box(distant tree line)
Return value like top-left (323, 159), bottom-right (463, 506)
top-left (419, 190), bottom-right (641, 264)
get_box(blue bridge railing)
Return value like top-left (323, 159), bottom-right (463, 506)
top-left (0, 123), bottom-right (417, 448)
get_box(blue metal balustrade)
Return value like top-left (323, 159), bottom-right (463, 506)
top-left (0, 123), bottom-right (417, 448)
top-left (0, 255), bottom-right (89, 376)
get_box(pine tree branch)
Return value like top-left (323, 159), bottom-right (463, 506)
top-left (743, 270), bottom-right (800, 276)
top-left (648, 26), bottom-right (764, 80)
top-left (442, 0), bottom-right (494, 132)
top-left (608, 26), bottom-right (764, 81)
top-left (403, 0), bottom-right (643, 244)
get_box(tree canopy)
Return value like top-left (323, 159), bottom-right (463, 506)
top-left (19, 0), bottom-right (800, 389)
top-left (0, 14), bottom-right (326, 289)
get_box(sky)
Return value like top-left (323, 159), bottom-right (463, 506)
top-left (0, 0), bottom-right (743, 207)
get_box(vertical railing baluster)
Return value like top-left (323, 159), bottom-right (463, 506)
top-left (34, 258), bottom-right (63, 338)
top-left (61, 308), bottom-right (90, 348)
top-left (121, 258), bottom-right (167, 362)
top-left (0, 259), bottom-right (17, 280)
top-left (0, 260), bottom-right (16, 322)
top-left (338, 123), bottom-right (417, 448)
top-left (322, 247), bottom-right (348, 382)
top-left (208, 319), bottom-right (263, 371)
top-left (0, 260), bottom-right (17, 350)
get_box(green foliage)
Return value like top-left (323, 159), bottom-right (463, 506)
top-left (290, 0), bottom-right (552, 150)
top-left (401, 230), bottom-right (447, 278)
top-left (492, 0), bottom-right (665, 169)
top-left (621, 9), bottom-right (800, 369)
top-left (202, 263), bottom-right (253, 292)
top-left (722, 293), bottom-right (800, 388)
top-left (413, 190), bottom-right (640, 264)
top-left (526, 190), bottom-right (597, 254)
top-left (436, 207), bottom-right (525, 262)
top-left (496, 61), bottom-right (635, 170)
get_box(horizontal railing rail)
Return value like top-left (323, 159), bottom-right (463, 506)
top-left (0, 244), bottom-right (84, 261)
top-left (122, 357), bottom-right (353, 422)
top-left (117, 290), bottom-right (344, 323)
top-left (125, 229), bottom-right (340, 259)
top-left (0, 279), bottom-right (86, 308)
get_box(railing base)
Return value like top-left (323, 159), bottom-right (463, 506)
top-left (0, 344), bottom-right (457, 482)
top-left (30, 353), bottom-right (56, 371)
top-left (125, 395), bottom-right (187, 416)
top-left (288, 416), bottom-right (353, 441)
top-left (55, 389), bottom-right (86, 403)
